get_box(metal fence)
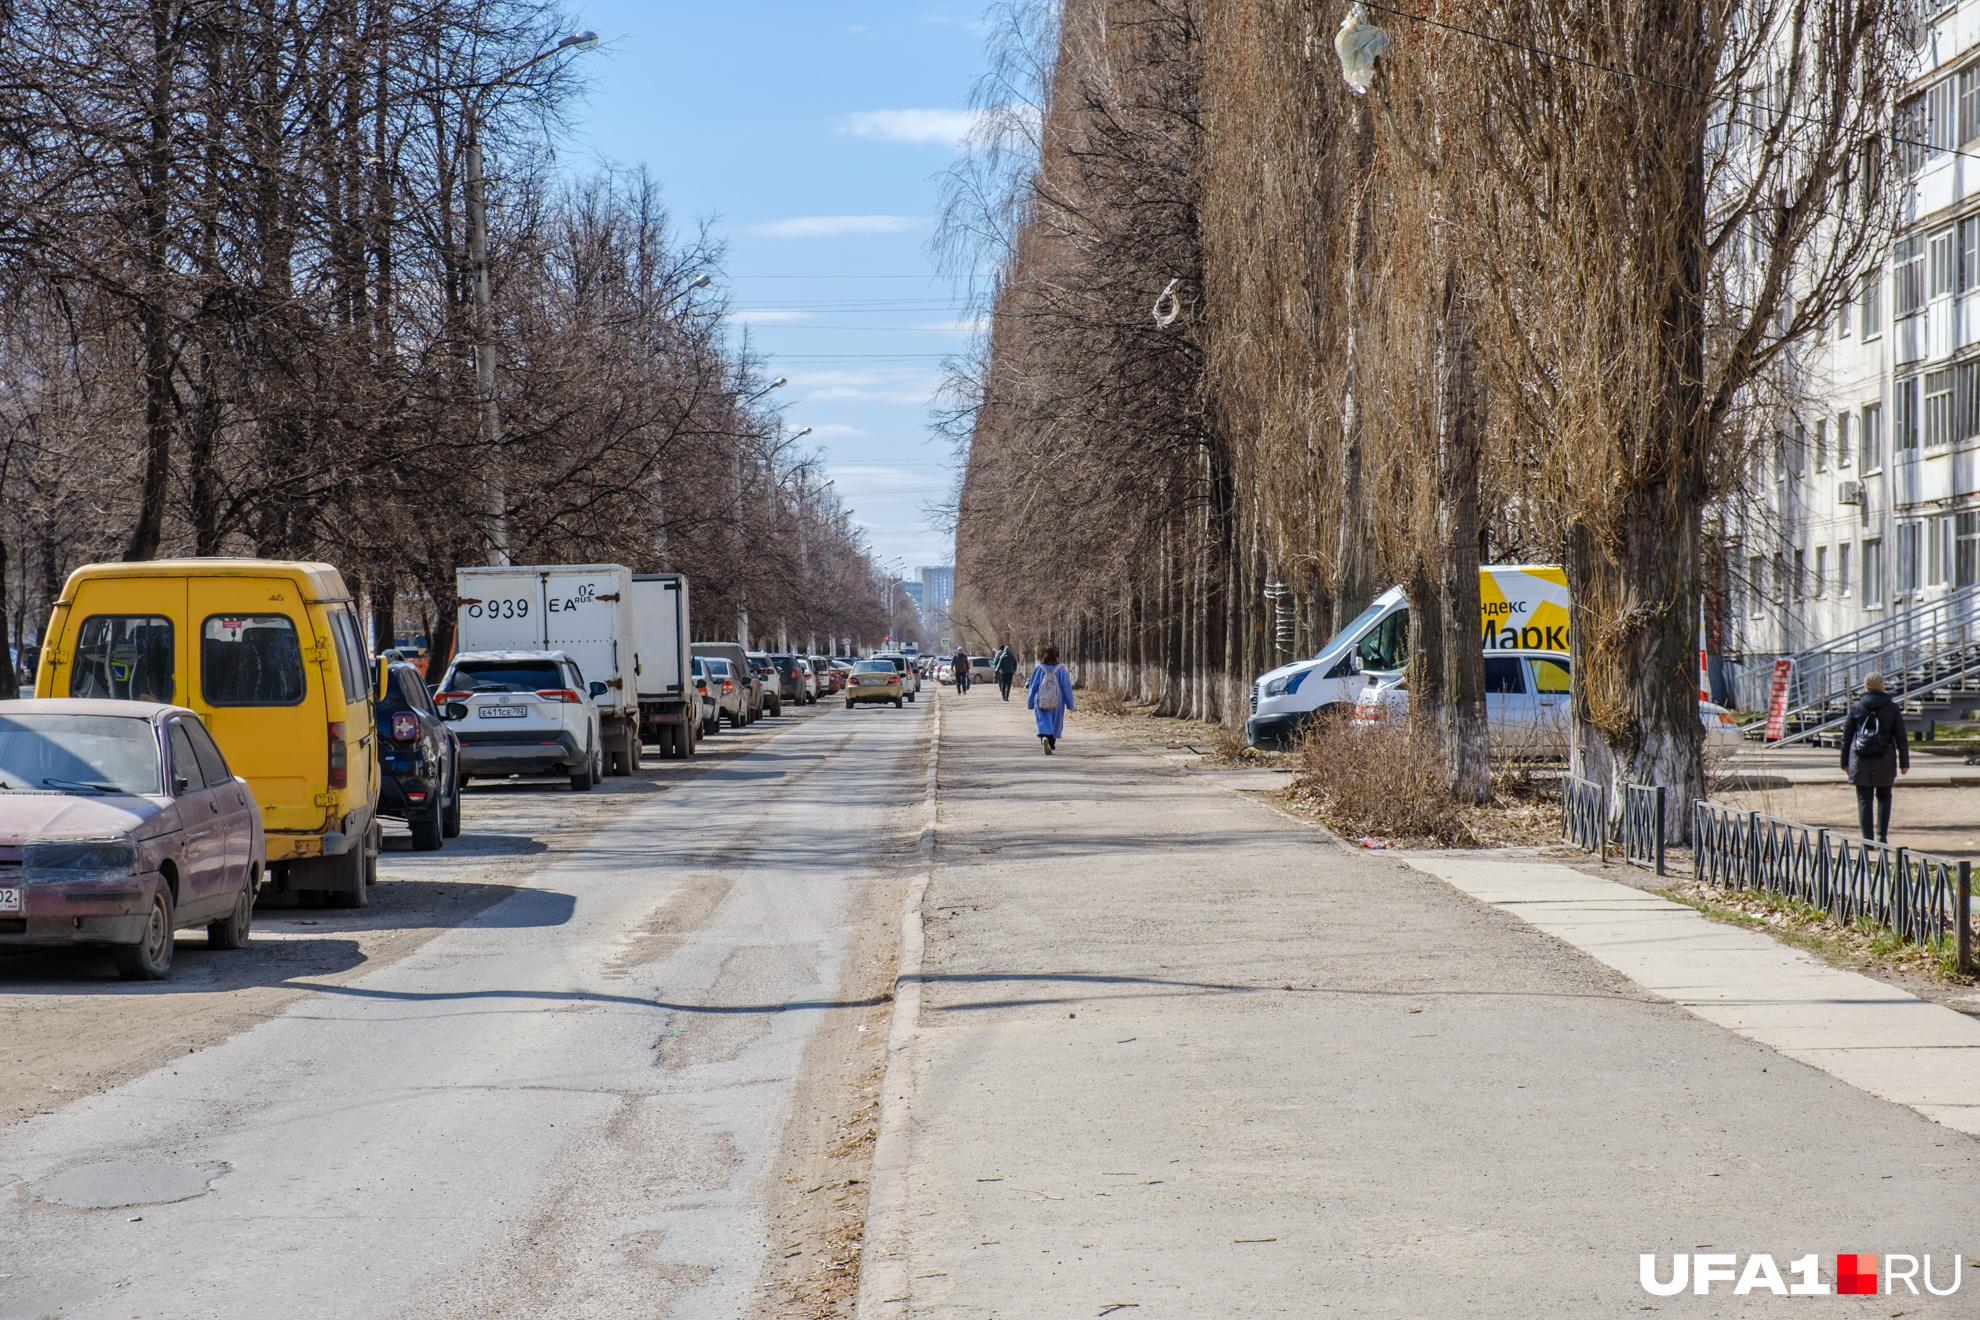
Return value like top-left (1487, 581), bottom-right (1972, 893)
top-left (1621, 784), bottom-right (1666, 876)
top-left (1693, 801), bottom-right (1973, 968)
top-left (1562, 774), bottom-right (1607, 860)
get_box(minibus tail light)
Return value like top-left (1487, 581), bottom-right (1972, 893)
top-left (328, 721), bottom-right (348, 788)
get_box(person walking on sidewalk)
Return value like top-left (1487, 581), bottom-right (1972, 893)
top-left (1840, 672), bottom-right (1909, 843)
top-left (951, 648), bottom-right (972, 695)
top-left (993, 644), bottom-right (1018, 701)
top-left (1028, 644), bottom-right (1074, 753)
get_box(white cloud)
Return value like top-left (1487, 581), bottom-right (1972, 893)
top-left (841, 108), bottom-right (980, 146)
top-left (750, 215), bottom-right (923, 239)
top-left (807, 423), bottom-right (869, 439)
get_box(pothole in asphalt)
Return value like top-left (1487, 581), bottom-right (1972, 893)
top-left (29, 1160), bottom-right (230, 1209)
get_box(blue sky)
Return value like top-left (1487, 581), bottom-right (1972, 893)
top-left (558, 1), bottom-right (996, 575)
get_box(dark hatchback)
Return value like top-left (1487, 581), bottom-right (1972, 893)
top-left (375, 659), bottom-right (460, 850)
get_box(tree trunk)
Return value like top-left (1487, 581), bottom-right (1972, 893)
top-left (1436, 263), bottom-right (1489, 803)
top-left (1333, 101), bottom-right (1377, 627)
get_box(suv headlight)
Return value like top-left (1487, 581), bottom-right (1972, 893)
top-left (23, 837), bottom-right (138, 884)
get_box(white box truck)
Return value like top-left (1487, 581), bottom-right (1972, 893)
top-left (630, 573), bottom-right (697, 758)
top-left (455, 563), bottom-right (643, 775)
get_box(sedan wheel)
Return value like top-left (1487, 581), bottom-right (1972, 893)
top-left (208, 878), bottom-right (253, 949)
top-left (114, 884), bottom-right (176, 980)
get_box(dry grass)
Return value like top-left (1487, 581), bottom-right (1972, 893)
top-left (1082, 687), bottom-right (1131, 717)
top-left (1662, 882), bottom-right (1974, 985)
top-left (1287, 714), bottom-right (1477, 846)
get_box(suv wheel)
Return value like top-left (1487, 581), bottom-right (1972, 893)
top-left (571, 743), bottom-right (597, 792)
top-left (410, 807), bottom-right (443, 851)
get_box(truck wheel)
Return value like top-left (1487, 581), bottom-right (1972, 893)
top-left (627, 729), bottom-right (643, 770)
top-left (681, 720), bottom-right (695, 757)
top-left (115, 883), bottom-right (176, 980)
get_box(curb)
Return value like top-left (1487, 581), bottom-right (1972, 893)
top-left (854, 695), bottom-right (941, 1317)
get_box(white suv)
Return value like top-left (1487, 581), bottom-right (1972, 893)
top-left (872, 653), bottom-right (920, 701)
top-left (437, 650), bottom-right (606, 791)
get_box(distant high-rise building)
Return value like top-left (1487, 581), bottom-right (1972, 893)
top-left (902, 582), bottom-right (926, 617)
top-left (915, 565), bottom-right (954, 625)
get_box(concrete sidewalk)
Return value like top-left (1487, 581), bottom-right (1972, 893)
top-left (872, 692), bottom-right (1980, 1317)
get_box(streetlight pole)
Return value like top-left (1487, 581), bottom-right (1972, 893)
top-left (466, 29), bottom-right (598, 566)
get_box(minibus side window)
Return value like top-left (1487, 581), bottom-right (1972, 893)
top-left (69, 616), bottom-right (175, 703)
top-left (201, 615), bottom-right (306, 706)
top-left (327, 609), bottom-right (368, 706)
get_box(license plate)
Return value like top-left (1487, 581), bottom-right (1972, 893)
top-left (479, 705), bottom-right (527, 719)
top-left (0, 887), bottom-right (19, 913)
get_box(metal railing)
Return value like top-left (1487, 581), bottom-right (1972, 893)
top-left (1621, 784), bottom-right (1666, 875)
top-left (1743, 585), bottom-right (1980, 746)
top-left (1693, 801), bottom-right (1974, 969)
top-left (1562, 774), bottom-right (1607, 860)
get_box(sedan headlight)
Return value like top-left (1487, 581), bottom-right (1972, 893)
top-left (23, 837), bottom-right (138, 884)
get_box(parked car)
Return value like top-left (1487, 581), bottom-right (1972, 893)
top-left (689, 657), bottom-right (723, 737)
top-left (872, 653), bottom-right (919, 702)
top-left (0, 699), bottom-right (265, 980)
top-left (747, 653), bottom-right (785, 716)
top-left (845, 660), bottom-right (905, 708)
top-left (375, 659), bottom-right (461, 850)
top-left (795, 658), bottom-right (819, 703)
top-left (808, 656), bottom-right (846, 695)
top-left (968, 655), bottom-right (997, 687)
top-left (767, 654), bottom-right (815, 706)
top-left (692, 643), bottom-right (767, 723)
top-left (702, 656), bottom-right (748, 729)
top-left (1351, 652), bottom-right (1745, 751)
top-left (36, 558), bottom-right (381, 908)
top-left (435, 650), bottom-right (606, 791)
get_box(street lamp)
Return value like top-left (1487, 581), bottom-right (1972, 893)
top-left (466, 31), bottom-right (598, 565)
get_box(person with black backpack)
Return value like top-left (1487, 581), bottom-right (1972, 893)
top-left (1841, 673), bottom-right (1910, 843)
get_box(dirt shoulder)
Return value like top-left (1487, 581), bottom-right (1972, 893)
top-left (0, 705), bottom-right (830, 1132)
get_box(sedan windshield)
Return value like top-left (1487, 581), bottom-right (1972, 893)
top-left (0, 714), bottom-right (161, 794)
top-left (450, 661), bottom-right (562, 693)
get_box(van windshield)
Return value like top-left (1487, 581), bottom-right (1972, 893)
top-left (1312, 599), bottom-right (1391, 662)
top-left (451, 661), bottom-right (562, 693)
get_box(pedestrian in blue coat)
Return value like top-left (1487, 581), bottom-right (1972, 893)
top-left (1027, 645), bottom-right (1074, 753)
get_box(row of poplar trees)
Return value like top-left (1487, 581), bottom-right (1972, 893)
top-left (945, 0), bottom-right (1905, 837)
top-left (0, 0), bottom-right (902, 691)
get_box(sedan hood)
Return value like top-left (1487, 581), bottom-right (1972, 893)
top-left (0, 793), bottom-right (166, 845)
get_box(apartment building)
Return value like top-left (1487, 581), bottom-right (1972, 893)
top-left (1741, 18), bottom-right (1980, 684)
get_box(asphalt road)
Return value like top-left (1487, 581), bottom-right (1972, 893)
top-left (0, 695), bottom-right (929, 1320)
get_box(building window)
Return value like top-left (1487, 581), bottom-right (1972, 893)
top-left (1793, 548), bottom-right (1806, 600)
top-left (1926, 368), bottom-right (1956, 447)
top-left (1748, 555), bottom-right (1766, 617)
top-left (1964, 67), bottom-right (1980, 143)
top-left (1863, 537), bottom-right (1884, 606)
top-left (1815, 418), bottom-right (1828, 472)
top-left (1838, 412), bottom-right (1854, 466)
top-left (1932, 227), bottom-right (1957, 297)
top-left (1896, 377), bottom-right (1921, 453)
top-left (1862, 402), bottom-right (1884, 469)
top-left (1899, 521), bottom-right (1923, 596)
top-left (1961, 360), bottom-right (1980, 443)
top-left (1934, 78), bottom-right (1958, 155)
top-left (1864, 266), bottom-right (1883, 338)
top-left (1814, 545), bottom-right (1828, 596)
top-left (1930, 513), bottom-right (1953, 586)
top-left (1897, 237), bottom-right (1928, 317)
top-left (1901, 95), bottom-right (1930, 173)
top-left (1840, 542), bottom-right (1854, 597)
top-left (1964, 216), bottom-right (1980, 292)
top-left (1958, 512), bottom-right (1979, 586)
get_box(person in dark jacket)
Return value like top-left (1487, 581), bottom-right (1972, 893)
top-left (993, 644), bottom-right (1019, 700)
top-left (1840, 672), bottom-right (1910, 842)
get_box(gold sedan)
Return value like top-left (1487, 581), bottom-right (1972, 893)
top-left (843, 660), bottom-right (905, 709)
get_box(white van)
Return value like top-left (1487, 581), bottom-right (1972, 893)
top-left (1245, 564), bottom-right (1570, 749)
